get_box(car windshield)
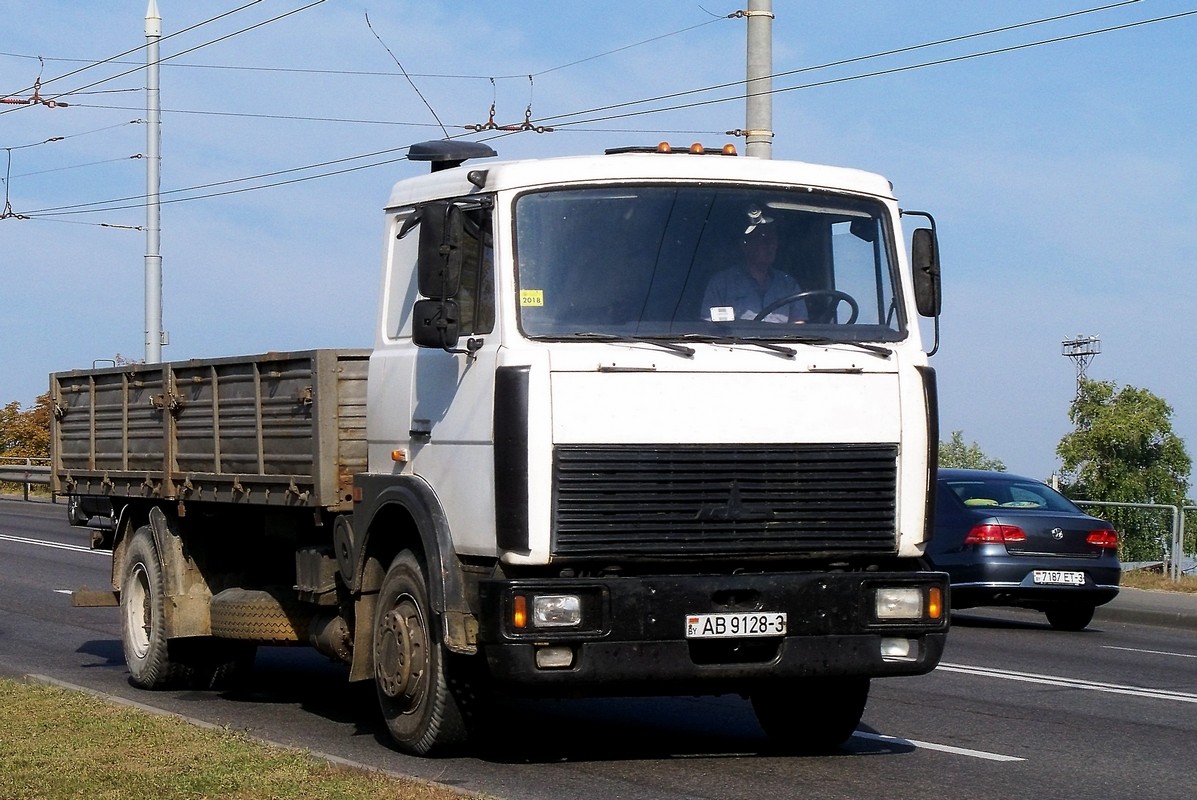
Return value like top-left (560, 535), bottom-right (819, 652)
top-left (944, 478), bottom-right (1081, 512)
top-left (514, 185), bottom-right (904, 342)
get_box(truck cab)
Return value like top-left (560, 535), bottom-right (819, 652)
top-left (351, 140), bottom-right (947, 754)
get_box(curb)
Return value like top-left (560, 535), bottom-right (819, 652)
top-left (1093, 587), bottom-right (1197, 631)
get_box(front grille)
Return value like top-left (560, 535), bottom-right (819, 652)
top-left (552, 444), bottom-right (898, 557)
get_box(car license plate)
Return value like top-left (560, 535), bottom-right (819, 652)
top-left (1033, 570), bottom-right (1085, 586)
top-left (685, 612), bottom-right (786, 639)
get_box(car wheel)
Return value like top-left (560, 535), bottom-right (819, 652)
top-left (1044, 604), bottom-right (1095, 631)
top-left (751, 677), bottom-right (870, 753)
top-left (67, 497), bottom-right (89, 526)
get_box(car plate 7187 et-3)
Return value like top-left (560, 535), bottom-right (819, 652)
top-left (685, 612), bottom-right (787, 639)
top-left (1032, 570), bottom-right (1085, 586)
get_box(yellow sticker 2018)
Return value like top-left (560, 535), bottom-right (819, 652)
top-left (520, 290), bottom-right (544, 307)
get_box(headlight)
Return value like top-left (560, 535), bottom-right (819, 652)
top-left (875, 586), bottom-right (924, 620)
top-left (532, 594), bottom-right (582, 627)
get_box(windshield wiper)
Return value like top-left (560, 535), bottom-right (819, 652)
top-left (788, 336), bottom-right (892, 358)
top-left (679, 334), bottom-right (796, 358)
top-left (570, 332), bottom-right (695, 357)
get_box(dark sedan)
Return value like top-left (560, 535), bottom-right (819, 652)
top-left (928, 468), bottom-right (1121, 630)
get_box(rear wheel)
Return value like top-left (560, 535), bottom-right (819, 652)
top-left (121, 524), bottom-right (255, 690)
top-left (120, 525), bottom-right (192, 688)
top-left (373, 550), bottom-right (469, 756)
top-left (751, 677), bottom-right (870, 753)
top-left (67, 497), bottom-right (89, 526)
top-left (176, 638), bottom-right (258, 691)
top-left (1044, 603), bottom-right (1095, 631)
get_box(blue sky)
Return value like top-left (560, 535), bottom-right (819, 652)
top-left (2, 1), bottom-right (1195, 486)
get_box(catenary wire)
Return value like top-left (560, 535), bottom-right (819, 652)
top-left (12, 2), bottom-right (1194, 218)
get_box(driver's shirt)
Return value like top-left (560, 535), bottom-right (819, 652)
top-left (701, 266), bottom-right (807, 323)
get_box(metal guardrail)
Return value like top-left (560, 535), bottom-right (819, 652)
top-left (0, 458), bottom-right (51, 501)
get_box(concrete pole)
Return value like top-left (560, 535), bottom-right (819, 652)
top-left (145, 0), bottom-right (163, 363)
top-left (744, 0), bottom-right (773, 159)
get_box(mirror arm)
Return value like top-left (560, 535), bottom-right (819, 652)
top-left (443, 336), bottom-right (483, 361)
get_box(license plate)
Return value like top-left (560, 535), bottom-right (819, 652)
top-left (685, 612), bottom-right (787, 639)
top-left (1033, 570), bottom-right (1085, 586)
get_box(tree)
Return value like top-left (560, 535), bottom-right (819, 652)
top-left (1057, 378), bottom-right (1191, 562)
top-left (0, 393), bottom-right (51, 459)
top-left (939, 430), bottom-right (1005, 471)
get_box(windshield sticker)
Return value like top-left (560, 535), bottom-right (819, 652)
top-left (520, 289), bottom-right (544, 307)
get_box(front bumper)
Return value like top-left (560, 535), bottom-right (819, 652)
top-left (476, 570), bottom-right (949, 694)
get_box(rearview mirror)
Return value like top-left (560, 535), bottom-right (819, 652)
top-left (912, 227), bottom-right (941, 317)
top-left (412, 298), bottom-right (460, 349)
top-left (417, 202), bottom-right (463, 299)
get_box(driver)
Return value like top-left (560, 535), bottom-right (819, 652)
top-left (701, 212), bottom-right (808, 323)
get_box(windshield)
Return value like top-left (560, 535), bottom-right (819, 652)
top-left (514, 185), bottom-right (904, 341)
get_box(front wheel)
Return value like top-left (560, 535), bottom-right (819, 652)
top-left (751, 677), bottom-right (870, 753)
top-left (373, 551), bottom-right (469, 756)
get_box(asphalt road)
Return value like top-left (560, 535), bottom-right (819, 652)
top-left (3, 497), bottom-right (1197, 800)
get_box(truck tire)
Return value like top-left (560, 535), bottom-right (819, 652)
top-left (751, 677), bottom-right (870, 753)
top-left (373, 550), bottom-right (469, 756)
top-left (120, 525), bottom-right (194, 689)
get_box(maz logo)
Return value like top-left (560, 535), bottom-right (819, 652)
top-left (695, 480), bottom-right (777, 522)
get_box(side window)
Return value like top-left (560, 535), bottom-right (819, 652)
top-left (455, 205), bottom-right (495, 336)
top-left (385, 209), bottom-right (420, 340)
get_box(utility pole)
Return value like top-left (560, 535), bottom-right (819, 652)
top-left (744, 0), bottom-right (773, 159)
top-left (145, 0), bottom-right (163, 363)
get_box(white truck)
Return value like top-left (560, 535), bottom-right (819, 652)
top-left (54, 139), bottom-right (948, 756)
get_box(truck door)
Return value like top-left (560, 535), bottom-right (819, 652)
top-left (368, 199), bottom-right (499, 556)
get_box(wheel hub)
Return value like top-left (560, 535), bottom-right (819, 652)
top-left (376, 596), bottom-right (426, 703)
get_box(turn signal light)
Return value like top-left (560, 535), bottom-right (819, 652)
top-left (1087, 530), bottom-right (1119, 549)
top-left (512, 594), bottom-right (527, 629)
top-left (927, 586), bottom-right (943, 620)
top-left (964, 523), bottom-right (1026, 545)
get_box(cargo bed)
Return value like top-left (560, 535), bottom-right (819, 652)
top-left (50, 349), bottom-right (369, 511)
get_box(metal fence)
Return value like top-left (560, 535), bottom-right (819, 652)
top-left (1075, 500), bottom-right (1197, 581)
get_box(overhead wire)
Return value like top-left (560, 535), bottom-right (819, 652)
top-left (532, 0), bottom-right (1154, 127)
top-left (1, 154), bottom-right (143, 183)
top-left (12, 1), bottom-right (1196, 220)
top-left (5, 2), bottom-right (1157, 134)
top-left (0, 13), bottom-right (721, 82)
top-left (49, 0), bottom-right (328, 107)
top-left (0, 0), bottom-right (269, 115)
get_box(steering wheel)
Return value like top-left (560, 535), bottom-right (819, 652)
top-left (754, 289), bottom-right (859, 324)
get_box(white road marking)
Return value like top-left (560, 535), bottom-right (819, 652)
top-left (939, 662), bottom-right (1197, 703)
top-left (1103, 645), bottom-right (1197, 660)
top-left (0, 532), bottom-right (108, 555)
top-left (853, 731), bottom-right (1024, 762)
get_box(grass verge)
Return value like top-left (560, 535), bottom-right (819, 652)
top-left (1120, 568), bottom-right (1197, 593)
top-left (0, 678), bottom-right (485, 800)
